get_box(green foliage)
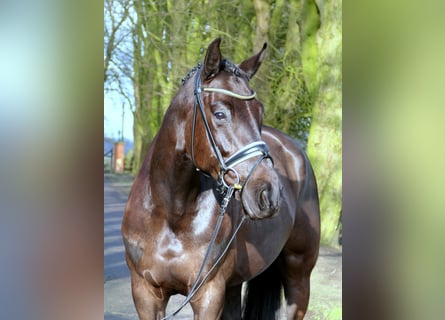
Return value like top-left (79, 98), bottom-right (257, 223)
top-left (325, 306), bottom-right (342, 319)
top-left (307, 0), bottom-right (342, 244)
top-left (124, 149), bottom-right (134, 172)
top-left (132, 0), bottom-right (318, 151)
top-left (265, 63), bottom-right (313, 148)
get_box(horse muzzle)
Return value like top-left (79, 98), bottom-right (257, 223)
top-left (215, 140), bottom-right (282, 220)
top-left (241, 166), bottom-right (283, 220)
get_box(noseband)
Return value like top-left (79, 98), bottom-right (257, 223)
top-left (191, 65), bottom-right (273, 195)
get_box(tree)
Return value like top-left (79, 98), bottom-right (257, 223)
top-left (105, 0), bottom-right (342, 244)
top-left (306, 0), bottom-right (342, 244)
top-left (104, 0), bottom-right (134, 147)
top-left (130, 0), bottom-right (258, 174)
top-left (251, 0), bottom-right (342, 244)
top-left (251, 0), bottom-right (314, 147)
top-left (104, 0), bottom-right (132, 86)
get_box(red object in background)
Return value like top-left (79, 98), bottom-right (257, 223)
top-left (113, 142), bottom-right (124, 173)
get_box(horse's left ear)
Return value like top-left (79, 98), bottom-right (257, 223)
top-left (238, 43), bottom-right (267, 80)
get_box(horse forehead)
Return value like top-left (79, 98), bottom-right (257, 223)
top-left (213, 72), bottom-right (252, 94)
top-left (211, 74), bottom-right (262, 124)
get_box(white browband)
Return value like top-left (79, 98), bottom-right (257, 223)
top-left (202, 87), bottom-right (256, 100)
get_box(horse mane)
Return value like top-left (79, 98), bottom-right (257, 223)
top-left (181, 63), bottom-right (202, 85)
top-left (181, 59), bottom-right (243, 86)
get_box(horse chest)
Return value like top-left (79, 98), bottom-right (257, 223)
top-left (139, 226), bottom-right (208, 289)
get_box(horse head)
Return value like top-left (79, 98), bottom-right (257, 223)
top-left (181, 38), bottom-right (282, 220)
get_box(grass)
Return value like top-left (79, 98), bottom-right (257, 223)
top-left (310, 304), bottom-right (342, 320)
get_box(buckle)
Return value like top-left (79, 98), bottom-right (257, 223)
top-left (216, 167), bottom-right (241, 195)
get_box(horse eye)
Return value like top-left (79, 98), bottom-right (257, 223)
top-left (214, 111), bottom-right (227, 120)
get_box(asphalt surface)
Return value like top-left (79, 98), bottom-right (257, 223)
top-left (104, 178), bottom-right (342, 320)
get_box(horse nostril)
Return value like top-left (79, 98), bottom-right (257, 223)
top-left (257, 184), bottom-right (282, 214)
top-left (258, 188), bottom-right (270, 210)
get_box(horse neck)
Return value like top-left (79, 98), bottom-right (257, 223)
top-left (148, 109), bottom-right (200, 219)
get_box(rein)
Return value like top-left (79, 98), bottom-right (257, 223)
top-left (162, 186), bottom-right (246, 320)
top-left (162, 66), bottom-right (272, 319)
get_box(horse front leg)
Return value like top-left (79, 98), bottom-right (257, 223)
top-left (283, 273), bottom-right (310, 320)
top-left (281, 251), bottom-right (316, 320)
top-left (128, 262), bottom-right (169, 320)
top-left (190, 277), bottom-right (226, 320)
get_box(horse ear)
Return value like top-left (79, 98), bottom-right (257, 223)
top-left (238, 43), bottom-right (267, 80)
top-left (201, 38), bottom-right (222, 81)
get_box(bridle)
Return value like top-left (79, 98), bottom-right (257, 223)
top-left (162, 65), bottom-right (274, 319)
top-left (191, 65), bottom-right (273, 195)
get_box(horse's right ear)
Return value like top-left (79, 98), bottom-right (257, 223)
top-left (201, 38), bottom-right (222, 81)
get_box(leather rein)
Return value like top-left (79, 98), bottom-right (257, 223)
top-left (162, 66), bottom-right (272, 319)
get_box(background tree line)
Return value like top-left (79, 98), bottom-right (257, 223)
top-left (104, 0), bottom-right (341, 244)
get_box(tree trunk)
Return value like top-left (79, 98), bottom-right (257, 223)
top-left (251, 0), bottom-right (271, 112)
top-left (306, 0), bottom-right (342, 245)
top-left (252, 0), bottom-right (270, 52)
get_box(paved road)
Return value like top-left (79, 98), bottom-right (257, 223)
top-left (104, 178), bottom-right (341, 319)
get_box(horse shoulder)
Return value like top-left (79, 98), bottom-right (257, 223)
top-left (122, 173), bottom-right (161, 265)
top-left (261, 126), bottom-right (319, 226)
top-left (262, 127), bottom-right (320, 255)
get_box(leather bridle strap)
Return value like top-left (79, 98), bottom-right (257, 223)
top-left (216, 141), bottom-right (272, 194)
top-left (225, 141), bottom-right (271, 168)
top-left (161, 185), bottom-right (245, 320)
top-left (191, 67), bottom-right (228, 171)
top-left (191, 66), bottom-right (272, 193)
